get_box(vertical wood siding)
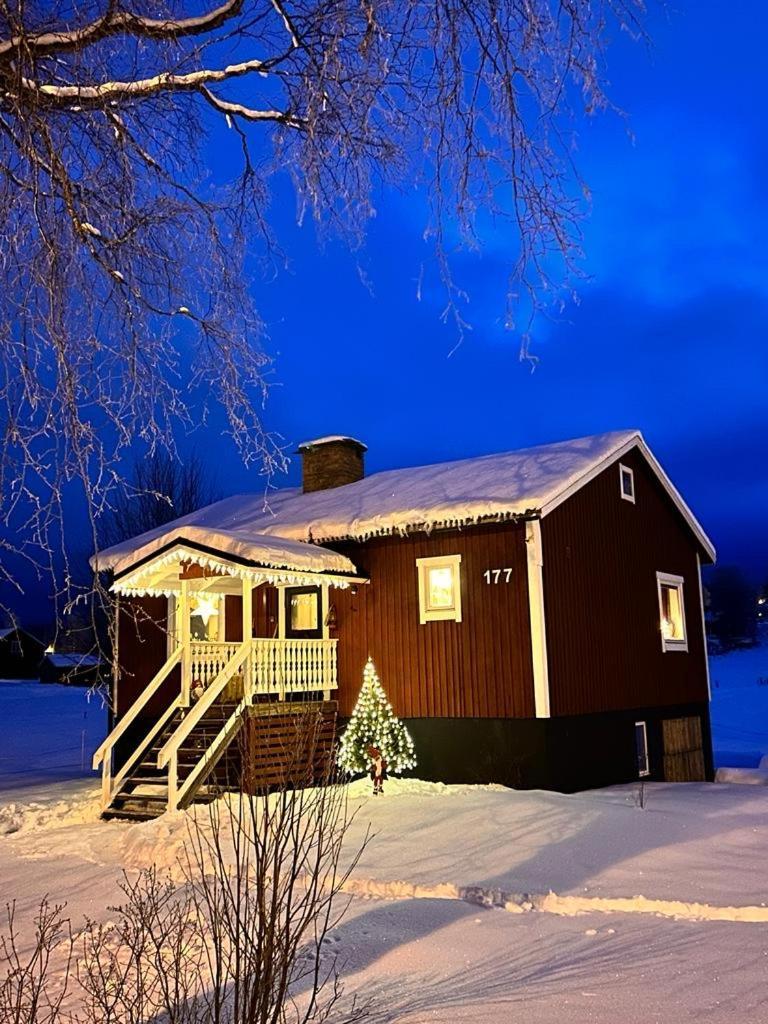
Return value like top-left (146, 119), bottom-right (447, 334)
top-left (330, 522), bottom-right (535, 719)
top-left (116, 596), bottom-right (176, 717)
top-left (541, 447), bottom-right (710, 717)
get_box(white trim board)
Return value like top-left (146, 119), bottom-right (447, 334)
top-left (540, 434), bottom-right (716, 563)
top-left (696, 553), bottom-right (712, 702)
top-left (525, 520), bottom-right (551, 719)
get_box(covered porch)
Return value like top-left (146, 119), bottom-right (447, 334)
top-left (92, 528), bottom-right (362, 816)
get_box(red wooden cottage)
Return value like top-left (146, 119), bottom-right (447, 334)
top-left (91, 430), bottom-right (715, 818)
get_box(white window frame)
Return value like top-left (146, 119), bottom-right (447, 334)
top-left (656, 571), bottom-right (688, 653)
top-left (619, 463), bottom-right (635, 503)
top-left (416, 554), bottom-right (463, 624)
top-left (635, 720), bottom-right (650, 777)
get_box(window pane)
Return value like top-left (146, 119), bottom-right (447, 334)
top-left (291, 592), bottom-right (319, 632)
top-left (621, 469), bottom-right (634, 498)
top-left (660, 584), bottom-right (683, 640)
top-left (427, 566), bottom-right (455, 609)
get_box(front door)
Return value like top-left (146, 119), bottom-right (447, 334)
top-left (283, 586), bottom-right (323, 639)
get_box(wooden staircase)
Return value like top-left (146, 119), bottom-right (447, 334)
top-left (103, 700), bottom-right (244, 821)
top-left (103, 699), bottom-right (338, 821)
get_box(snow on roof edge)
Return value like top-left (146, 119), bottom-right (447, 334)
top-left (90, 429), bottom-right (715, 572)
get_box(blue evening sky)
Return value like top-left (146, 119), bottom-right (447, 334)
top-left (6, 1), bottom-right (766, 625)
top-left (195, 1), bottom-right (766, 578)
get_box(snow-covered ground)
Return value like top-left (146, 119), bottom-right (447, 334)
top-left (709, 640), bottom-right (768, 767)
top-left (1, 778), bottom-right (768, 1022)
top-left (2, 650), bottom-right (768, 1022)
top-left (0, 680), bottom-right (107, 791)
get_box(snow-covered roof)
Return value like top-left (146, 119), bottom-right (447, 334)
top-left (44, 652), bottom-right (102, 670)
top-left (93, 525), bottom-right (358, 579)
top-left (92, 430), bottom-right (715, 575)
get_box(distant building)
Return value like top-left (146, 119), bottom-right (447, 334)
top-left (0, 627), bottom-right (44, 679)
top-left (40, 651), bottom-right (104, 687)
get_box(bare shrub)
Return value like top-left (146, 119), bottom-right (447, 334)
top-left (1, 716), bottom-right (369, 1024)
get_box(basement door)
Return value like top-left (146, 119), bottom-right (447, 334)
top-left (662, 716), bottom-right (706, 782)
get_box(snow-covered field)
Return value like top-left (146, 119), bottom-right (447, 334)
top-left (1, 778), bottom-right (768, 1022)
top-left (709, 641), bottom-right (768, 767)
top-left (0, 679), bottom-right (107, 791)
top-left (2, 649), bottom-right (768, 1022)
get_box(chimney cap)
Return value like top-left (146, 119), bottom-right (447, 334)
top-left (296, 435), bottom-right (367, 454)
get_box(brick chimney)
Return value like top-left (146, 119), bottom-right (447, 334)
top-left (296, 436), bottom-right (367, 493)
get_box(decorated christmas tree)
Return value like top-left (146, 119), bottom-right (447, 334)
top-left (337, 658), bottom-right (416, 775)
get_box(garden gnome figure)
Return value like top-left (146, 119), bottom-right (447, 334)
top-left (367, 744), bottom-right (388, 796)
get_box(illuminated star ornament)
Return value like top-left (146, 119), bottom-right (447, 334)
top-left (194, 594), bottom-right (219, 626)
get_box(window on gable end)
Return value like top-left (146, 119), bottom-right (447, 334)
top-left (619, 463), bottom-right (635, 503)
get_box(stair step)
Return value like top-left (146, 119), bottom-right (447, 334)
top-left (114, 792), bottom-right (168, 805)
top-left (103, 806), bottom-right (166, 821)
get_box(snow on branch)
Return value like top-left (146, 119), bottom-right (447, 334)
top-left (0, 0), bottom-right (246, 60)
top-left (15, 57), bottom-right (285, 109)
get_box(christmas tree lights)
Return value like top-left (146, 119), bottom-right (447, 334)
top-left (337, 658), bottom-right (416, 774)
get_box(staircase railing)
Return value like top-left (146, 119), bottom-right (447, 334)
top-left (175, 698), bottom-right (248, 810)
top-left (96, 637), bottom-right (339, 814)
top-left (92, 647), bottom-right (182, 810)
top-left (157, 640), bottom-right (251, 811)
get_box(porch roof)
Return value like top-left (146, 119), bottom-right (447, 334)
top-left (94, 524), bottom-right (358, 596)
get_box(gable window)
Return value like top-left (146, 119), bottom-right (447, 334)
top-left (284, 586), bottom-right (323, 639)
top-left (635, 721), bottom-right (650, 777)
top-left (656, 572), bottom-right (688, 652)
top-left (416, 554), bottom-right (462, 624)
top-left (619, 463), bottom-right (635, 503)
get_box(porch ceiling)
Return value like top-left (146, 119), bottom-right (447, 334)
top-left (101, 528), bottom-right (361, 598)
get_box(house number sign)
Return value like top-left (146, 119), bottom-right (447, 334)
top-left (484, 568), bottom-right (513, 584)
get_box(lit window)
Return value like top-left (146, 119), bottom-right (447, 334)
top-left (656, 572), bottom-right (688, 652)
top-left (619, 463), bottom-right (635, 503)
top-left (290, 590), bottom-right (319, 632)
top-left (635, 721), bottom-right (650, 777)
top-left (416, 555), bottom-right (462, 623)
top-left (283, 587), bottom-right (322, 637)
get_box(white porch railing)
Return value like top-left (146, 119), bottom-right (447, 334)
top-left (190, 641), bottom-right (240, 689)
top-left (251, 638), bottom-right (337, 697)
top-left (189, 638), bottom-right (338, 699)
top-left (95, 638), bottom-right (338, 813)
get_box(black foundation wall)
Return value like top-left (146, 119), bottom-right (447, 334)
top-left (402, 701), bottom-right (713, 793)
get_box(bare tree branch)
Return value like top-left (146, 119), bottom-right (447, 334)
top-left (0, 0), bottom-right (647, 642)
top-left (0, 0), bottom-right (247, 59)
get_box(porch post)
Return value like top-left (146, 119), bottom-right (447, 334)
top-left (179, 578), bottom-right (191, 706)
top-left (242, 577), bottom-right (253, 699)
top-left (321, 582), bottom-right (331, 701)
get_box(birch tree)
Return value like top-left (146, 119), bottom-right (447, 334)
top-left (0, 0), bottom-right (645, 617)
